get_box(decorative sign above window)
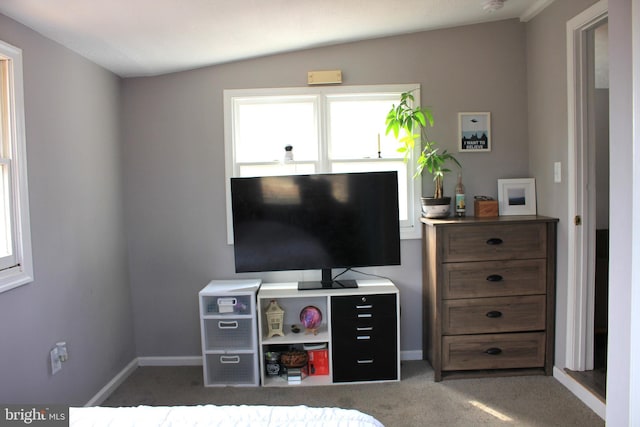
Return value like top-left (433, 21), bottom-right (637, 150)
top-left (307, 70), bottom-right (342, 85)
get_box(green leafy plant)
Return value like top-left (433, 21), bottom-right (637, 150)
top-left (385, 90), bottom-right (461, 199)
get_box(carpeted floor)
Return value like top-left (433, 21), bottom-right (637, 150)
top-left (102, 361), bottom-right (604, 426)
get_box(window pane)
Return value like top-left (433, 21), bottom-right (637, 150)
top-left (235, 98), bottom-right (318, 163)
top-left (331, 160), bottom-right (409, 222)
top-left (239, 163), bottom-right (316, 177)
top-left (327, 96), bottom-right (403, 160)
top-left (0, 60), bottom-right (8, 159)
top-left (225, 85), bottom-right (422, 243)
top-left (0, 162), bottom-right (12, 259)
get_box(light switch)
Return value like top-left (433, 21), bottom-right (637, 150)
top-left (554, 162), bottom-right (562, 183)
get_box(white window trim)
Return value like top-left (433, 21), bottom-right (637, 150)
top-left (223, 84), bottom-right (422, 243)
top-left (0, 40), bottom-right (33, 294)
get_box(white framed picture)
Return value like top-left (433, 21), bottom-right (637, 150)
top-left (497, 178), bottom-right (537, 215)
top-left (458, 112), bottom-right (491, 152)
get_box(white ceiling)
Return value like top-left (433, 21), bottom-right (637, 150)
top-left (0, 0), bottom-right (553, 78)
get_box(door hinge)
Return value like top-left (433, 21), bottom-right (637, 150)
top-left (574, 215), bottom-right (582, 226)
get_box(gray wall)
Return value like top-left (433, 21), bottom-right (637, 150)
top-left (595, 88), bottom-right (609, 230)
top-left (0, 15), bottom-right (135, 404)
top-left (525, 0), bottom-right (598, 371)
top-left (122, 19), bottom-right (529, 357)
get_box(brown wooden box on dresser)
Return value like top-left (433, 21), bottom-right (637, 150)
top-left (421, 215), bottom-right (558, 381)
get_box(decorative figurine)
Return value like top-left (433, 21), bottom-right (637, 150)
top-left (265, 299), bottom-right (285, 338)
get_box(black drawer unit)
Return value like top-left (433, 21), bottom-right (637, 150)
top-left (331, 293), bottom-right (398, 382)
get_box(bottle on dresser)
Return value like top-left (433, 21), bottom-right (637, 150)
top-left (455, 174), bottom-right (466, 217)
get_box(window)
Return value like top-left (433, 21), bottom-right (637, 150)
top-left (0, 40), bottom-right (33, 294)
top-left (224, 84), bottom-right (422, 241)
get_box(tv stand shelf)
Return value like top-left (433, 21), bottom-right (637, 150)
top-left (257, 279), bottom-right (400, 387)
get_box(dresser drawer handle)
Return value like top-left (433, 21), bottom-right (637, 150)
top-left (485, 348), bottom-right (502, 356)
top-left (357, 335), bottom-right (371, 340)
top-left (486, 238), bottom-right (503, 245)
top-left (357, 359), bottom-right (374, 364)
top-left (486, 274), bottom-right (503, 282)
top-left (357, 327), bottom-right (373, 331)
top-left (356, 304), bottom-right (373, 309)
top-left (486, 310), bottom-right (503, 318)
top-left (358, 314), bottom-right (373, 318)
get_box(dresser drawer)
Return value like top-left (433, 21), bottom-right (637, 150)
top-left (332, 321), bottom-right (396, 349)
top-left (442, 259), bottom-right (547, 299)
top-left (442, 332), bottom-right (545, 371)
top-left (331, 294), bottom-right (397, 320)
top-left (441, 223), bottom-right (546, 262)
top-left (442, 295), bottom-right (546, 335)
top-left (332, 344), bottom-right (398, 382)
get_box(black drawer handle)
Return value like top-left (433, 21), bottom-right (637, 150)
top-left (486, 274), bottom-right (503, 282)
top-left (486, 310), bottom-right (503, 318)
top-left (485, 347), bottom-right (502, 356)
top-left (486, 238), bottom-right (503, 245)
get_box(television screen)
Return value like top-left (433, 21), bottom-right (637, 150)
top-left (230, 171), bottom-right (401, 289)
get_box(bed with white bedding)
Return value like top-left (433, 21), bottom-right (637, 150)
top-left (70, 404), bottom-right (385, 427)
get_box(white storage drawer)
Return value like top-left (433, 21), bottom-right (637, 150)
top-left (204, 353), bottom-right (257, 386)
top-left (199, 279), bottom-right (260, 387)
top-left (203, 318), bottom-right (254, 351)
top-left (201, 294), bottom-right (253, 316)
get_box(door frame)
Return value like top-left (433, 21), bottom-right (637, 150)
top-left (630, 0), bottom-right (640, 419)
top-left (566, 0), bottom-right (608, 371)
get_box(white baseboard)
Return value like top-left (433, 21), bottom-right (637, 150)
top-left (553, 366), bottom-right (606, 420)
top-left (138, 356), bottom-right (203, 366)
top-left (400, 350), bottom-right (422, 361)
top-left (84, 358), bottom-right (138, 407)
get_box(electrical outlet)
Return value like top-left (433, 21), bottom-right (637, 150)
top-left (50, 348), bottom-right (62, 375)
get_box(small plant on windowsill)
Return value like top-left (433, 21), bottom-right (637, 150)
top-left (385, 90), bottom-right (461, 218)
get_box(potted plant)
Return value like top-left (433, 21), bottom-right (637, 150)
top-left (385, 90), bottom-right (461, 218)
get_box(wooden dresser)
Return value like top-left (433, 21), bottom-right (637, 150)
top-left (421, 215), bottom-right (558, 381)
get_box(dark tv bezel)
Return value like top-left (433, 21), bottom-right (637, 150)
top-left (230, 171), bottom-right (401, 290)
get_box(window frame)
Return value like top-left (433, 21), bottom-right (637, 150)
top-left (0, 40), bottom-right (33, 294)
top-left (223, 84), bottom-right (422, 243)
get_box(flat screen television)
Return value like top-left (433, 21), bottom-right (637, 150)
top-left (230, 171), bottom-right (401, 290)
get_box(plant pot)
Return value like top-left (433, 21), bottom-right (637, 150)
top-left (421, 197), bottom-right (451, 218)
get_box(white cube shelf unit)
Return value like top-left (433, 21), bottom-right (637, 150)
top-left (199, 279), bottom-right (261, 386)
top-left (257, 279), bottom-right (400, 387)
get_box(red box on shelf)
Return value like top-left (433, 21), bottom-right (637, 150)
top-left (307, 349), bottom-right (329, 376)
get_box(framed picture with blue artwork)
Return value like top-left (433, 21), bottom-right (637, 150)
top-left (458, 112), bottom-right (491, 152)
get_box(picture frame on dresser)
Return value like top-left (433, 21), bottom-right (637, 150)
top-left (497, 178), bottom-right (537, 215)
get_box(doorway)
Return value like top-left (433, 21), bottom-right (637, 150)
top-left (565, 2), bottom-right (608, 402)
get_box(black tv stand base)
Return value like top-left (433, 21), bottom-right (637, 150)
top-left (298, 280), bottom-right (358, 291)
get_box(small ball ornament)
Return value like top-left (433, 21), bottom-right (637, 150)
top-left (299, 306), bottom-right (322, 334)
